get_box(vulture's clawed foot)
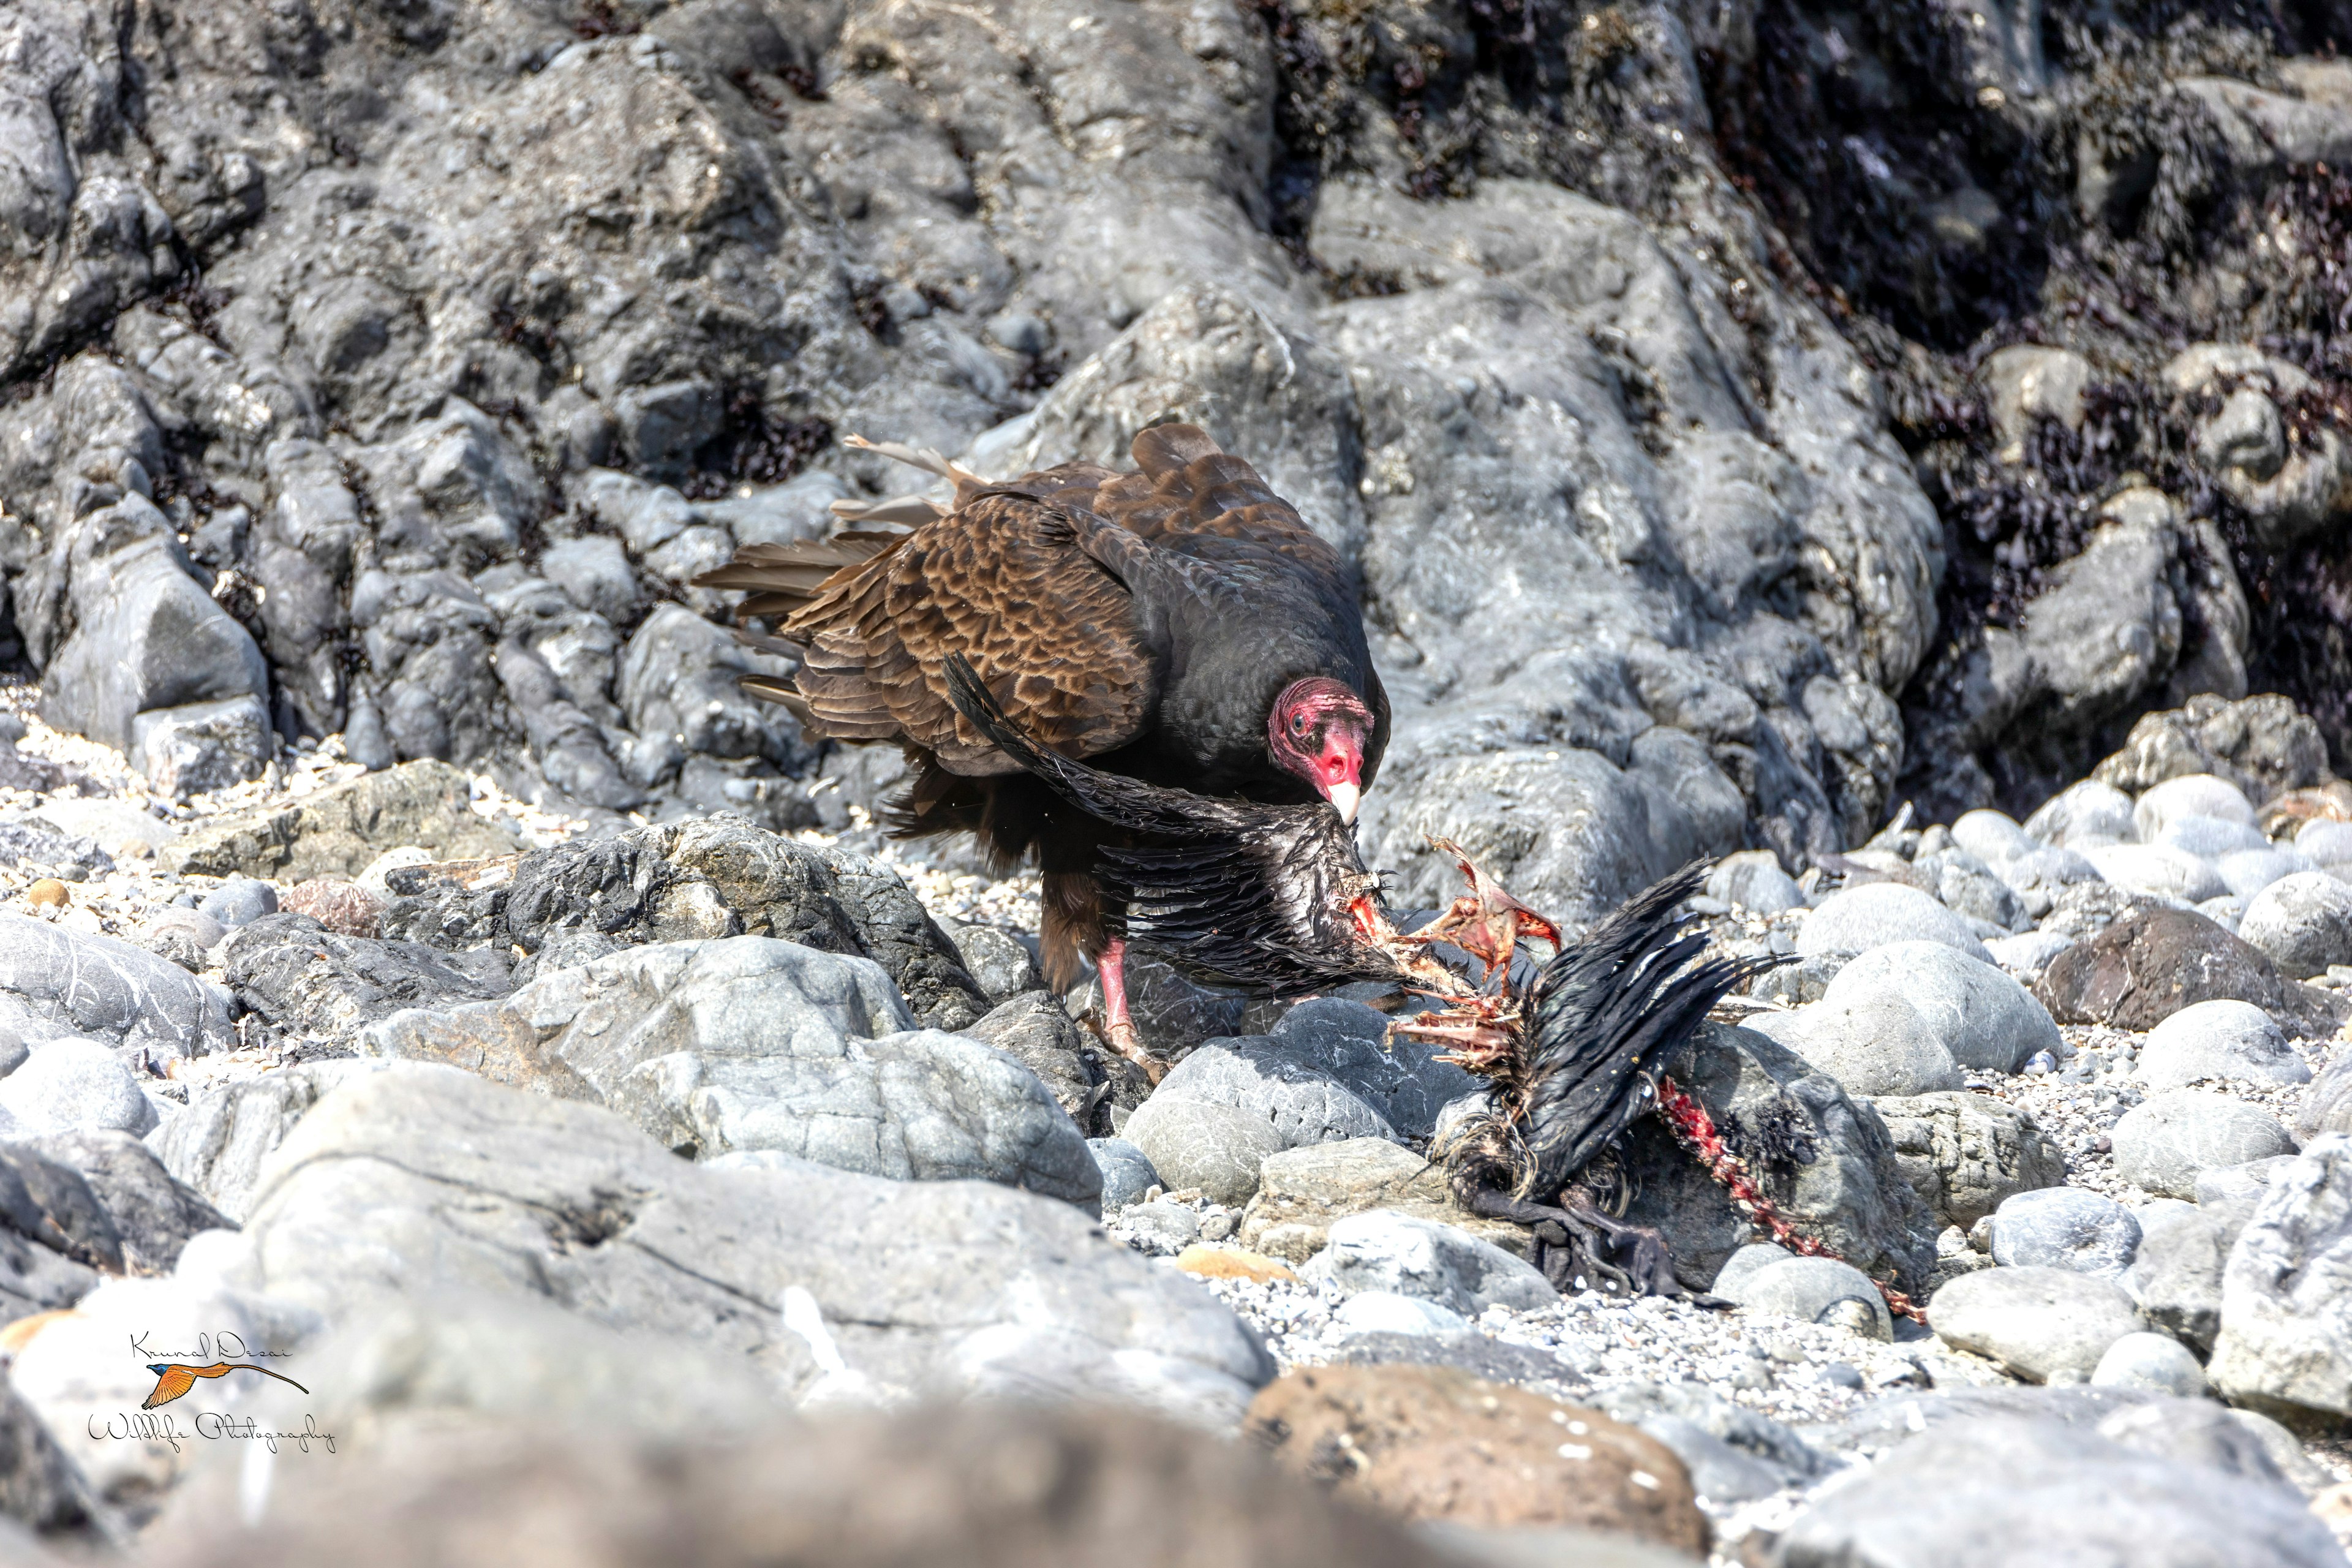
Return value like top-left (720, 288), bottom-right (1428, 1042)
top-left (1093, 1016), bottom-right (1170, 1085)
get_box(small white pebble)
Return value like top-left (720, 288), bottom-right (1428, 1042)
top-left (1630, 1471), bottom-right (1659, 1490)
top-left (1558, 1444), bottom-right (1591, 1460)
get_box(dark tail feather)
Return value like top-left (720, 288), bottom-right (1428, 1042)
top-left (1521, 863), bottom-right (1789, 1194)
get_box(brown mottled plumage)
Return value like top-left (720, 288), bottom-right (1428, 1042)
top-left (695, 426), bottom-right (1387, 1068)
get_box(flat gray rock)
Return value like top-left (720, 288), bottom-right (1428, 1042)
top-left (223, 1067), bottom-right (1273, 1429)
top-left (0, 914), bottom-right (233, 1061)
top-left (2111, 1090), bottom-right (2297, 1199)
top-left (367, 937), bottom-right (1099, 1208)
top-left (1928, 1266), bottom-right (2144, 1382)
top-left (1822, 940), bottom-right (2060, 1074)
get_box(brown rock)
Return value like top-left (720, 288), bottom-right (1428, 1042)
top-left (2035, 907), bottom-right (2351, 1038)
top-left (148, 1404), bottom-right (1449, 1568)
top-left (1175, 1246), bottom-right (1297, 1284)
top-left (280, 877), bottom-right (385, 938)
top-left (1239, 1138), bottom-right (1531, 1263)
top-left (22, 881), bottom-right (65, 911)
top-left (1246, 1364), bottom-right (1709, 1555)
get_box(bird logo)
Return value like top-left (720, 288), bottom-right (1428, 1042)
top-left (140, 1362), bottom-right (309, 1410)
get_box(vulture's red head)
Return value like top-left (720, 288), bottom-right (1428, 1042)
top-left (1269, 677), bottom-right (1374, 824)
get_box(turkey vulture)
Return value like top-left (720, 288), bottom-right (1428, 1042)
top-left (693, 426), bottom-right (1387, 1071)
top-left (945, 669), bottom-right (1813, 1300)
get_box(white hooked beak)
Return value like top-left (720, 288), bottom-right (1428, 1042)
top-left (1327, 781), bottom-right (1361, 825)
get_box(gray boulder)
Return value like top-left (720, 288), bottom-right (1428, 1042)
top-left (2238, 870), bottom-right (2352, 979)
top-left (0, 1040), bottom-right (156, 1137)
top-left (1706, 850), bottom-right (1805, 914)
top-left (1236, 1138), bottom-right (1520, 1264)
top-left (2137, 999), bottom-right (2310, 1090)
top-left (1822, 941), bottom-right (2061, 1074)
top-left (1301, 1211), bottom-right (1558, 1316)
top-left (150, 1059), bottom-right (393, 1222)
top-left (1773, 1412), bottom-right (2341, 1568)
top-left (130, 693), bottom-right (275, 799)
top-left (196, 876), bottom-right (279, 928)
top-left (2111, 1090), bottom-right (2298, 1199)
top-left (1087, 1138), bottom-right (1158, 1212)
top-left (1267, 1000), bottom-right (1478, 1138)
top-left (1719, 1254), bottom-right (1892, 1340)
top-left (37, 499), bottom-right (271, 777)
top-left (2135, 774), bottom-right (2258, 838)
top-left (1139, 1038), bottom-right (1396, 1155)
top-left (2023, 780), bottom-right (2139, 847)
top-left (1989, 1188), bottom-right (2142, 1278)
top-left (618, 603), bottom-right (809, 771)
top-left (383, 818), bottom-right (990, 1031)
top-left (960, 992), bottom-right (1106, 1133)
top-left (2214, 846), bottom-right (2317, 899)
top-left (1983, 929), bottom-right (2076, 987)
top-left (2154, 813), bottom-right (2267, 858)
top-left (1952, 809), bottom-right (2035, 865)
top-left (1778, 993), bottom-right (1962, 1096)
top-left (940, 922), bottom-right (1041, 1003)
top-left (2210, 1134), bottom-right (2352, 1421)
top-left (1795, 883), bottom-right (1996, 963)
top-left (0, 914), bottom-right (233, 1061)
top-left (2194, 1158), bottom-right (2303, 1251)
top-left (2092, 1332), bottom-right (2207, 1398)
top-left (1119, 1098), bottom-right (1287, 1207)
top-left (1616, 1023), bottom-right (1937, 1294)
top-left (221, 913), bottom-right (510, 1058)
top-left (1929, 1267), bottom-right (2145, 1382)
top-left (22, 1128), bottom-right (228, 1275)
top-left (219, 1068), bottom-right (1274, 1429)
top-left (2121, 1201), bottom-right (2226, 1352)
top-left (2082, 844), bottom-right (2230, 904)
top-left (368, 937), bottom-right (1098, 1207)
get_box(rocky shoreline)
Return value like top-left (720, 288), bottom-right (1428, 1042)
top-left (0, 687), bottom-right (2338, 1564)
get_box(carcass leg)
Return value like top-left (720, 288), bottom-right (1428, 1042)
top-left (1096, 938), bottom-right (1166, 1084)
top-left (1453, 1183), bottom-right (1691, 1300)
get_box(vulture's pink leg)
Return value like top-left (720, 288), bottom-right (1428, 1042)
top-left (1097, 939), bottom-right (1166, 1083)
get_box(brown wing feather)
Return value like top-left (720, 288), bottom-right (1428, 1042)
top-left (749, 489), bottom-right (1155, 772)
top-left (1092, 429), bottom-right (1344, 575)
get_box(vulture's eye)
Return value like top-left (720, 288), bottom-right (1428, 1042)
top-left (1290, 712), bottom-right (1310, 736)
